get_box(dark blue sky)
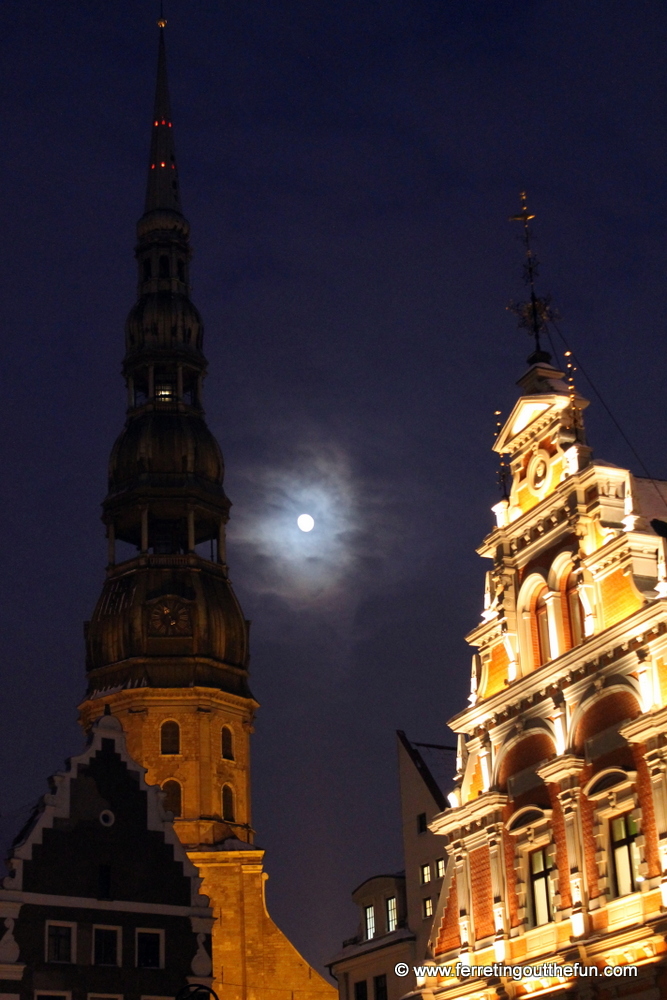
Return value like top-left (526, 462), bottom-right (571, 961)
top-left (3, 0), bottom-right (667, 972)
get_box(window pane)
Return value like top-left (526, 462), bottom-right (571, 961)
top-left (436, 858), bottom-right (445, 878)
top-left (162, 780), bottom-right (182, 817)
top-left (47, 924), bottom-right (72, 962)
top-left (614, 844), bottom-right (634, 896)
top-left (530, 849), bottom-right (545, 875)
top-left (354, 982), bottom-right (368, 1000)
top-left (222, 727), bottom-right (234, 760)
top-left (422, 897), bottom-right (433, 918)
top-left (364, 905), bottom-right (375, 940)
top-left (94, 927), bottom-right (118, 966)
top-left (533, 879), bottom-right (550, 926)
top-left (611, 816), bottom-right (626, 842)
top-left (137, 931), bottom-right (161, 968)
top-left (386, 896), bottom-right (397, 933)
top-left (420, 863), bottom-right (431, 884)
top-left (222, 785), bottom-right (235, 822)
top-left (417, 812), bottom-right (427, 833)
top-left (160, 721), bottom-right (180, 754)
top-left (374, 975), bottom-right (387, 1000)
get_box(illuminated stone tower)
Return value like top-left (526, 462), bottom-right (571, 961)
top-left (79, 23), bottom-right (335, 1000)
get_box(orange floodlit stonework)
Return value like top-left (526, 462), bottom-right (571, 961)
top-left (420, 360), bottom-right (667, 999)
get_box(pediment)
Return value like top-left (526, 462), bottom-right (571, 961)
top-left (494, 394), bottom-right (567, 453)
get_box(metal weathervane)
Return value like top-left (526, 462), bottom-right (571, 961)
top-left (508, 192), bottom-right (558, 364)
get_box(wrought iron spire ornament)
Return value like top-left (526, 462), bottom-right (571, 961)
top-left (508, 192), bottom-right (557, 365)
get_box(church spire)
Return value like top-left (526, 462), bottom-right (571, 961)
top-left (145, 21), bottom-right (182, 214)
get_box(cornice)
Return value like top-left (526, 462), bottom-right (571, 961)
top-left (429, 792), bottom-right (507, 837)
top-left (448, 600), bottom-right (667, 735)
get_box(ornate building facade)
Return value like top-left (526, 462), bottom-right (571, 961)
top-left (421, 351), bottom-right (667, 998)
top-left (77, 23), bottom-right (334, 1000)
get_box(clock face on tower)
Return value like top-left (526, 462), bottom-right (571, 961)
top-left (148, 598), bottom-right (192, 637)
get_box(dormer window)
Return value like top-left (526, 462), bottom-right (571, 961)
top-left (363, 904), bottom-right (375, 940)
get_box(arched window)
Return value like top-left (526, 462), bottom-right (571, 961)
top-left (535, 589), bottom-right (551, 665)
top-left (177, 259), bottom-right (185, 282)
top-left (159, 255), bottom-right (170, 279)
top-left (222, 784), bottom-right (235, 822)
top-left (160, 720), bottom-right (180, 755)
top-left (566, 571), bottom-right (584, 647)
top-left (143, 259), bottom-right (152, 281)
top-left (222, 726), bottom-right (234, 760)
top-left (162, 780), bottom-right (182, 817)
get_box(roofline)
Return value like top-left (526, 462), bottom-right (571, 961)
top-left (396, 730), bottom-right (448, 811)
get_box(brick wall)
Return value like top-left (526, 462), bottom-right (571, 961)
top-left (469, 846), bottom-right (494, 941)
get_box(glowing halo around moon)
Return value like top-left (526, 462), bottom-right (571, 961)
top-left (297, 514), bottom-right (315, 532)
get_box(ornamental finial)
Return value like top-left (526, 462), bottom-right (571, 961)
top-left (508, 192), bottom-right (558, 365)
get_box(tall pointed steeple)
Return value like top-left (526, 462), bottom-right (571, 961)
top-left (145, 25), bottom-right (182, 214)
top-left (81, 18), bottom-right (254, 845)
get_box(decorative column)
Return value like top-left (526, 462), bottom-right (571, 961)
top-left (486, 822), bottom-right (508, 961)
top-left (537, 755), bottom-right (588, 936)
top-left (544, 590), bottom-right (564, 658)
top-left (451, 840), bottom-right (473, 960)
top-left (622, 708), bottom-right (667, 905)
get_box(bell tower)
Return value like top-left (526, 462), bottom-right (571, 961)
top-left (78, 22), bottom-right (256, 850)
top-left (78, 24), bottom-right (336, 1000)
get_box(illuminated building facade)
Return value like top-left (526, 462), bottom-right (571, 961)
top-left (421, 354), bottom-right (667, 998)
top-left (77, 24), bottom-right (335, 1000)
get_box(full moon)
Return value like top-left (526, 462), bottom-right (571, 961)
top-left (297, 514), bottom-right (315, 532)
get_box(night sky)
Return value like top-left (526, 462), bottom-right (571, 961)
top-left (3, 0), bottom-right (667, 974)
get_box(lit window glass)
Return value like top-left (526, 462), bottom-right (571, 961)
top-left (436, 857), bottom-right (445, 878)
top-left (611, 813), bottom-right (640, 897)
top-left (363, 904), bottom-right (375, 940)
top-left (386, 896), bottom-right (397, 932)
top-left (422, 897), bottom-right (433, 918)
top-left (155, 384), bottom-right (174, 401)
top-left (420, 863), bottom-right (431, 884)
top-left (529, 847), bottom-right (552, 926)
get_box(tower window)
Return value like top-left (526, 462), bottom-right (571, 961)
top-left (363, 904), bottom-right (375, 940)
top-left (155, 383), bottom-right (174, 401)
top-left (611, 813), bottom-right (640, 896)
top-left (160, 720), bottom-right (180, 755)
top-left (162, 780), bottom-right (182, 818)
top-left (143, 259), bottom-right (152, 281)
top-left (529, 846), bottom-right (552, 925)
top-left (159, 255), bottom-right (170, 279)
top-left (222, 784), bottom-right (235, 822)
top-left (177, 259), bottom-right (185, 282)
top-left (222, 726), bottom-right (234, 760)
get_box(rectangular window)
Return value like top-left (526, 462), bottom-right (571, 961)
top-left (422, 897), bottom-right (433, 918)
top-left (354, 982), bottom-right (368, 1000)
top-left (373, 975), bottom-right (387, 1000)
top-left (46, 922), bottom-right (75, 963)
top-left (529, 847), bottom-right (552, 926)
top-left (136, 929), bottom-right (164, 969)
top-left (363, 904), bottom-right (375, 940)
top-left (417, 812), bottom-right (427, 833)
top-left (93, 926), bottom-right (121, 966)
top-left (611, 813), bottom-right (640, 897)
top-left (436, 857), bottom-right (445, 879)
top-left (36, 994), bottom-right (71, 1000)
top-left (386, 895), bottom-right (397, 933)
top-left (420, 862), bottom-right (431, 884)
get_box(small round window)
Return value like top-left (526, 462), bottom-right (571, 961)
top-left (99, 810), bottom-right (115, 827)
